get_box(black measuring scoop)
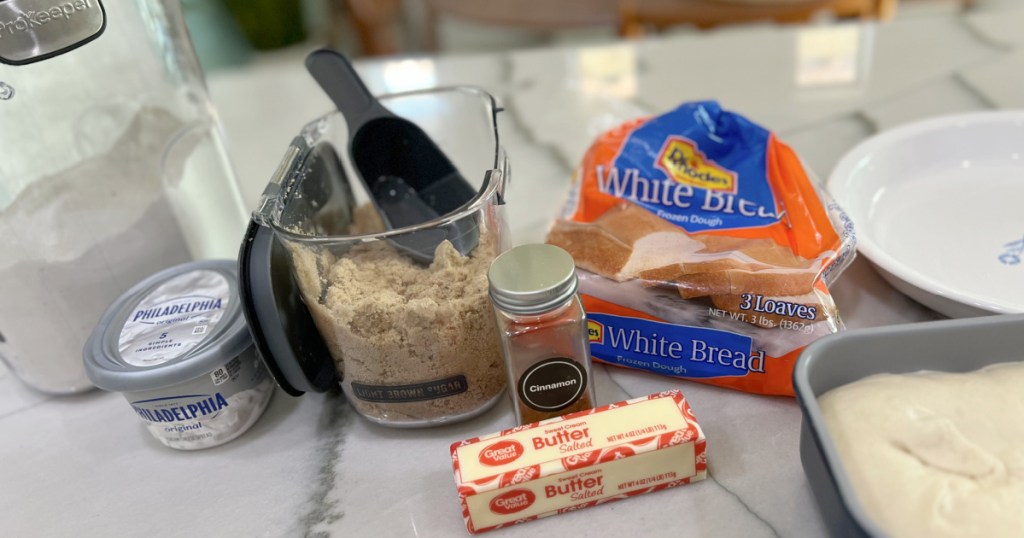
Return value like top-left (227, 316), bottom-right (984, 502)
top-left (305, 49), bottom-right (479, 262)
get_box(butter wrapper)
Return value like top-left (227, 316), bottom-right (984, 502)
top-left (450, 390), bottom-right (707, 534)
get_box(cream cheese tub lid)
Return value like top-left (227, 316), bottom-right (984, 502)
top-left (84, 260), bottom-right (253, 392)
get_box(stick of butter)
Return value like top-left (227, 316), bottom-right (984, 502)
top-left (450, 390), bottom-right (707, 534)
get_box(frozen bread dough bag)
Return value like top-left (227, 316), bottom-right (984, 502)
top-left (547, 101), bottom-right (855, 396)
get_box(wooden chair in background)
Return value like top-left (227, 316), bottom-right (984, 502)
top-left (337, 0), bottom-right (404, 56)
top-left (619, 0), bottom-right (897, 36)
top-left (420, 0), bottom-right (619, 50)
top-left (339, 0), bottom-right (899, 57)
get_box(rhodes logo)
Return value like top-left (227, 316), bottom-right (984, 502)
top-left (656, 136), bottom-right (737, 193)
top-left (587, 320), bottom-right (604, 345)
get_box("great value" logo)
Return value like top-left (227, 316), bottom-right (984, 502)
top-left (488, 489), bottom-right (535, 515)
top-left (478, 440), bottom-right (525, 467)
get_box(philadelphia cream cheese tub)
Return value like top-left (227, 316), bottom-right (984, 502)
top-left (83, 260), bottom-right (274, 450)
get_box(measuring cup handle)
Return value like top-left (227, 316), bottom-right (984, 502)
top-left (305, 49), bottom-right (390, 130)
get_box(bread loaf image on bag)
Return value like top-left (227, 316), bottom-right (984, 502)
top-left (546, 101), bottom-right (855, 396)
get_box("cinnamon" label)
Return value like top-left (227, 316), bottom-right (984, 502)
top-left (516, 358), bottom-right (588, 412)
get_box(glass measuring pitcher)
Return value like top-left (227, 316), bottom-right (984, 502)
top-left (248, 86), bottom-right (510, 427)
top-left (0, 1), bottom-right (248, 393)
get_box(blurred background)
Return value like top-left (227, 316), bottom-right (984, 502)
top-left (184, 0), bottom-right (996, 71)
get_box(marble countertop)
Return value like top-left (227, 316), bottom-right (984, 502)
top-left (4, 2), bottom-right (1023, 536)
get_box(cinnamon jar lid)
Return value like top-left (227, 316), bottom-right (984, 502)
top-left (487, 244), bottom-right (578, 315)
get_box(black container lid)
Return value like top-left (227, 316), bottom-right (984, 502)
top-left (238, 219), bottom-right (339, 396)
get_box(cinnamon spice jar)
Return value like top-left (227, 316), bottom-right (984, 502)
top-left (487, 244), bottom-right (595, 425)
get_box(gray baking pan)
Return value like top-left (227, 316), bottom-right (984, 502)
top-left (793, 313), bottom-right (1024, 538)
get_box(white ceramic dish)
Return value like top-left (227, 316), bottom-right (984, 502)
top-left (828, 111), bottom-right (1024, 318)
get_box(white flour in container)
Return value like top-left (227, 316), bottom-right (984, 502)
top-left (0, 108), bottom-right (193, 393)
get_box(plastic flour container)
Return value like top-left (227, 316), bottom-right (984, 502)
top-left (83, 260), bottom-right (274, 450)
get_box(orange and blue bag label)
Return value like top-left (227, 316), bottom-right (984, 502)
top-left (547, 101), bottom-right (855, 396)
top-left (600, 102), bottom-right (780, 232)
top-left (587, 313), bottom-right (761, 379)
